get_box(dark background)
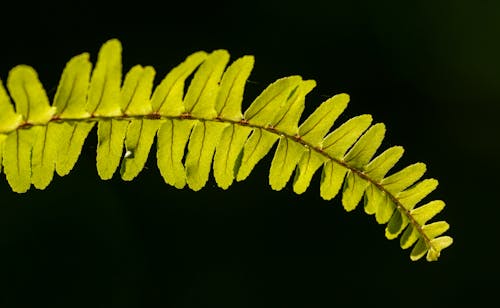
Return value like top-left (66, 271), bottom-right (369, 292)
top-left (0, 0), bottom-right (498, 307)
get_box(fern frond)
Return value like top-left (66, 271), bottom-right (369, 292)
top-left (0, 39), bottom-right (453, 261)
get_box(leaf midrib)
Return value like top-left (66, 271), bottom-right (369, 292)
top-left (3, 112), bottom-right (433, 252)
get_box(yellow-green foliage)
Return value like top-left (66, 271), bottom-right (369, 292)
top-left (0, 39), bottom-right (452, 261)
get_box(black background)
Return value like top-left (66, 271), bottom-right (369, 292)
top-left (0, 0), bottom-right (498, 307)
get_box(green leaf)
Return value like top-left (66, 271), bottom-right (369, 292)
top-left (215, 55), bottom-right (254, 121)
top-left (364, 183), bottom-right (382, 215)
top-left (185, 121), bottom-right (228, 190)
top-left (0, 134), bottom-right (6, 174)
top-left (0, 79), bottom-right (23, 133)
top-left (343, 123), bottom-right (385, 169)
top-left (269, 136), bottom-right (306, 190)
top-left (375, 190), bottom-right (396, 224)
top-left (121, 65), bottom-right (155, 115)
top-left (244, 76), bottom-right (302, 126)
top-left (55, 122), bottom-right (95, 176)
top-left (320, 161), bottom-right (347, 200)
top-left (184, 50), bottom-right (230, 118)
top-left (319, 115), bottom-right (373, 202)
top-left (0, 134), bottom-right (6, 173)
top-left (364, 183), bottom-right (396, 224)
top-left (3, 128), bottom-right (39, 193)
top-left (324, 121), bottom-right (385, 211)
top-left (31, 123), bottom-right (62, 189)
top-left (421, 221), bottom-right (449, 239)
top-left (411, 200), bottom-right (446, 225)
top-left (342, 171), bottom-right (369, 211)
top-left (385, 209), bottom-right (409, 240)
top-left (7, 65), bottom-right (56, 124)
top-left (397, 179), bottom-right (438, 210)
top-left (273, 80), bottom-right (315, 136)
top-left (410, 238), bottom-right (427, 261)
top-left (409, 222), bottom-right (451, 261)
top-left (236, 129), bottom-right (279, 182)
top-left (293, 149), bottom-right (328, 194)
top-left (53, 53), bottom-right (92, 118)
top-left (430, 236), bottom-right (453, 250)
top-left (322, 115), bottom-right (372, 159)
top-left (96, 120), bottom-right (129, 179)
top-left (399, 225), bottom-right (420, 250)
top-left (213, 125), bottom-right (253, 189)
top-left (411, 233), bottom-right (453, 262)
top-left (150, 52), bottom-right (207, 116)
top-left (381, 162), bottom-right (426, 194)
top-left (426, 236), bottom-right (453, 261)
top-left (157, 119), bottom-right (195, 189)
top-left (87, 39), bottom-right (122, 116)
top-left (299, 93), bottom-right (349, 146)
top-left (120, 119), bottom-right (162, 181)
top-left (363, 146), bottom-right (404, 182)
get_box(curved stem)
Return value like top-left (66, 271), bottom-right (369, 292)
top-left (1, 112), bottom-right (432, 251)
